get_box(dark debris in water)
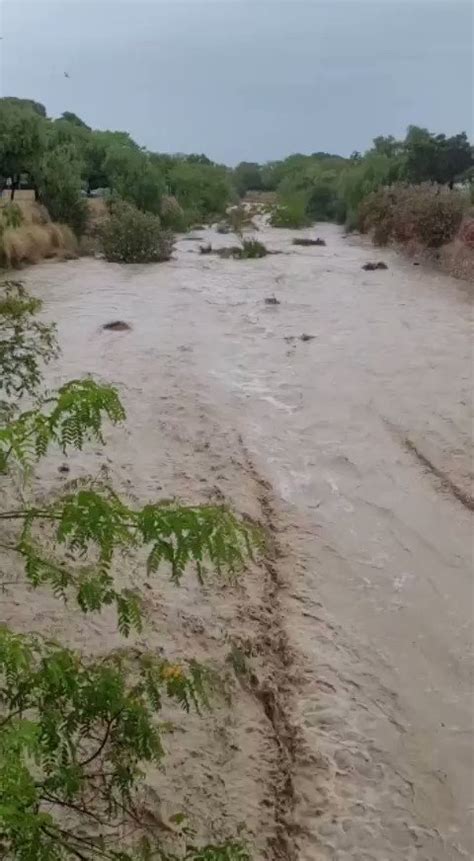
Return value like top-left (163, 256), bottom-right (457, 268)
top-left (264, 296), bottom-right (280, 305)
top-left (362, 261), bottom-right (388, 271)
top-left (292, 237), bottom-right (326, 247)
top-left (102, 321), bottom-right (132, 332)
top-left (285, 333), bottom-right (315, 343)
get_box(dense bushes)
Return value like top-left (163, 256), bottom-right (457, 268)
top-left (337, 153), bottom-right (405, 229)
top-left (160, 193), bottom-right (188, 231)
top-left (359, 184), bottom-right (466, 248)
top-left (233, 161), bottom-right (263, 196)
top-left (412, 187), bottom-right (466, 247)
top-left (263, 128), bottom-right (471, 238)
top-left (100, 201), bottom-right (174, 263)
top-left (36, 147), bottom-right (89, 236)
top-left (104, 145), bottom-right (165, 214)
top-left (270, 195), bottom-right (311, 228)
top-left (1, 95), bottom-right (471, 271)
top-left (168, 160), bottom-right (234, 220)
top-left (460, 218), bottom-right (474, 249)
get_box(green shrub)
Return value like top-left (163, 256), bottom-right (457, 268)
top-left (216, 239), bottom-right (268, 259)
top-left (36, 144), bottom-right (89, 236)
top-left (233, 161), bottom-right (263, 196)
top-left (305, 171), bottom-right (340, 220)
top-left (160, 194), bottom-right (188, 231)
top-left (104, 146), bottom-right (165, 214)
top-left (270, 195), bottom-right (311, 228)
top-left (1, 202), bottom-right (24, 229)
top-left (100, 201), bottom-right (174, 263)
top-left (168, 161), bottom-right (234, 219)
top-left (240, 238), bottom-right (267, 258)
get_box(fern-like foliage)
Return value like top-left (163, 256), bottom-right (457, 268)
top-left (0, 626), bottom-right (238, 861)
top-left (0, 379), bottom-right (126, 473)
top-left (2, 489), bottom-right (259, 634)
top-left (0, 282), bottom-right (259, 860)
top-left (0, 280), bottom-right (58, 410)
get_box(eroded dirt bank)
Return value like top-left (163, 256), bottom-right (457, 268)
top-left (7, 222), bottom-right (473, 859)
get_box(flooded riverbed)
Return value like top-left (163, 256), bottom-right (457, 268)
top-left (13, 222), bottom-right (473, 859)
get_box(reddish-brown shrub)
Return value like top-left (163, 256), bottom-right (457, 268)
top-left (358, 188), bottom-right (393, 240)
top-left (359, 183), bottom-right (466, 249)
top-left (460, 218), bottom-right (474, 249)
top-left (413, 186), bottom-right (464, 247)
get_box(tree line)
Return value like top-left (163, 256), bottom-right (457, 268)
top-left (1, 96), bottom-right (472, 237)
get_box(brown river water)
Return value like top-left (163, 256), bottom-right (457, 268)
top-left (7, 222), bottom-right (473, 859)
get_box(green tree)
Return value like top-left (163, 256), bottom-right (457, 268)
top-left (305, 170), bottom-right (340, 220)
top-left (0, 280), bottom-right (258, 859)
top-left (0, 97), bottom-right (47, 117)
top-left (404, 126), bottom-right (473, 187)
top-left (372, 135), bottom-right (402, 158)
top-left (233, 163), bottom-right (263, 197)
top-left (168, 161), bottom-right (233, 219)
top-left (186, 153), bottom-right (213, 166)
top-left (36, 144), bottom-right (88, 235)
top-left (0, 101), bottom-right (46, 198)
top-left (337, 151), bottom-right (404, 228)
top-left (104, 146), bottom-right (165, 214)
top-left (60, 111), bottom-right (91, 130)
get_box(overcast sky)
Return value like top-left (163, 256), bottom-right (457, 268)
top-left (1, 0), bottom-right (472, 164)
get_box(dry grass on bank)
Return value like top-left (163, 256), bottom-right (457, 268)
top-left (1, 223), bottom-right (77, 267)
top-left (0, 198), bottom-right (50, 226)
top-left (0, 201), bottom-right (78, 268)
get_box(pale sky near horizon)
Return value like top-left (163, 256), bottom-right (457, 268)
top-left (0, 0), bottom-right (472, 164)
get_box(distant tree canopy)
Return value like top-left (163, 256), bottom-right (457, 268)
top-left (1, 96), bottom-right (47, 117)
top-left (0, 99), bottom-right (234, 226)
top-left (60, 110), bottom-right (91, 130)
top-left (404, 127), bottom-right (472, 187)
top-left (260, 127), bottom-right (472, 228)
top-left (0, 100), bottom-right (45, 195)
top-left (0, 95), bottom-right (471, 236)
top-left (234, 162), bottom-right (264, 195)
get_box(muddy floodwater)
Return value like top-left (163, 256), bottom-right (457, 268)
top-left (11, 223), bottom-right (473, 859)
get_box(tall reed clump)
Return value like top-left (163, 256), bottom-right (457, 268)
top-left (0, 203), bottom-right (77, 267)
